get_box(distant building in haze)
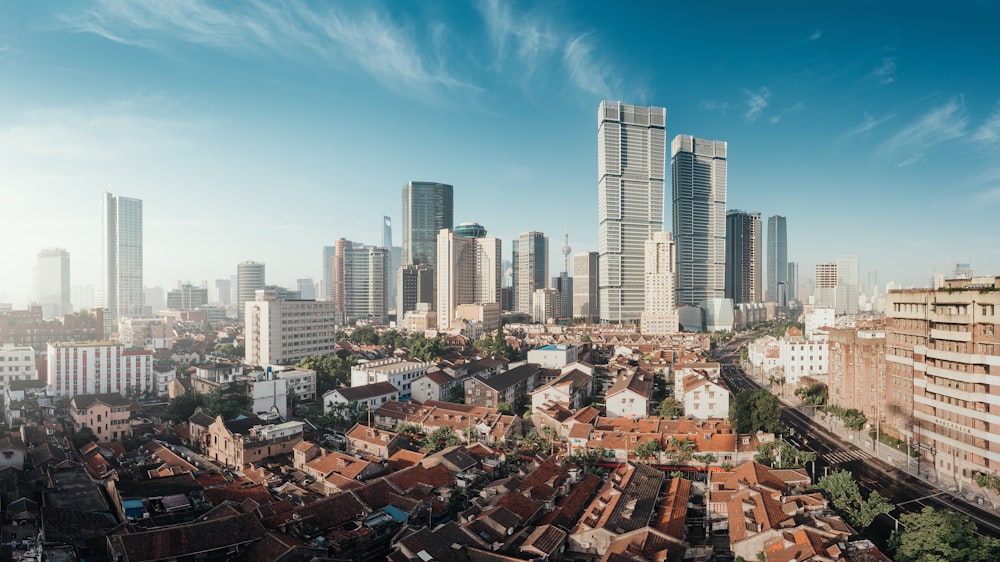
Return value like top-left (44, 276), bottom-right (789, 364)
top-left (598, 101), bottom-right (666, 324)
top-left (725, 210), bottom-right (762, 304)
top-left (787, 262), bottom-right (798, 302)
top-left (321, 245), bottom-right (335, 301)
top-left (100, 193), bottom-right (144, 320)
top-left (237, 261), bottom-right (265, 320)
top-left (573, 251), bottom-right (599, 322)
top-left (815, 262), bottom-right (837, 309)
top-left (167, 283), bottom-right (209, 310)
top-left (35, 248), bottom-right (71, 319)
top-left (296, 278), bottom-right (316, 300)
top-left (836, 256), bottom-right (860, 315)
top-left (767, 215), bottom-right (787, 302)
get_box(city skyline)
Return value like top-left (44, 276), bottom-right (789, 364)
top-left (2, 3), bottom-right (999, 306)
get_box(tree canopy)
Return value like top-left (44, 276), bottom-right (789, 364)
top-left (659, 397), bottom-right (681, 418)
top-left (816, 469), bottom-right (893, 529)
top-left (794, 382), bottom-right (828, 406)
top-left (729, 389), bottom-right (784, 434)
top-left (407, 333), bottom-right (448, 362)
top-left (297, 353), bottom-right (356, 396)
top-left (422, 426), bottom-right (463, 452)
top-left (890, 506), bottom-right (1000, 562)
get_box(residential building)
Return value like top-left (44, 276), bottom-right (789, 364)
top-left (4, 379), bottom-right (46, 428)
top-left (570, 461), bottom-right (666, 554)
top-left (35, 248), bottom-right (71, 319)
top-left (787, 261), bottom-right (799, 302)
top-left (837, 256), bottom-right (860, 315)
top-left (166, 283), bottom-right (208, 310)
top-left (0, 344), bottom-right (36, 393)
top-left (244, 289), bottom-right (337, 367)
top-left (237, 260), bottom-right (265, 320)
top-left (118, 316), bottom-right (169, 349)
top-left (778, 327), bottom-right (829, 384)
top-left (605, 369), bottom-right (653, 418)
top-left (203, 416), bottom-right (304, 467)
top-left (436, 228), bottom-right (502, 330)
top-left (513, 231), bottom-right (549, 315)
top-left (676, 373), bottom-right (730, 420)
top-left (397, 264), bottom-right (433, 318)
top-left (529, 367), bottom-right (593, 412)
top-left (401, 302), bottom-right (436, 332)
top-left (527, 344), bottom-right (580, 369)
top-left (0, 306), bottom-right (105, 350)
top-left (274, 366), bottom-right (317, 403)
top-left (69, 392), bottom-right (133, 442)
top-left (672, 134), bottom-right (727, 308)
top-left (47, 341), bottom-right (153, 397)
top-left (410, 370), bottom-right (459, 404)
top-left (767, 215), bottom-right (787, 303)
top-left (804, 307), bottom-right (836, 339)
top-left (815, 262), bottom-right (837, 309)
top-left (464, 363), bottom-right (541, 409)
top-left (346, 423), bottom-right (406, 459)
top-left (532, 288), bottom-right (560, 324)
top-left (725, 210), bottom-right (762, 304)
top-left (100, 192), bottom-right (144, 320)
top-left (573, 251), bottom-right (599, 321)
top-left (598, 101), bottom-right (666, 324)
top-left (828, 327), bottom-right (886, 425)
top-left (351, 357), bottom-right (433, 401)
top-left (323, 381), bottom-right (399, 415)
top-left (247, 372), bottom-right (288, 418)
top-left (640, 231), bottom-right (679, 335)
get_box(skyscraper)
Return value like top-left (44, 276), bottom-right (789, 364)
top-left (573, 252), bottom-right (599, 321)
top-left (382, 216), bottom-right (402, 314)
top-left (836, 256), bottom-right (860, 315)
top-left (787, 262), bottom-right (799, 302)
top-left (724, 210), bottom-right (762, 304)
top-left (815, 262), bottom-right (837, 308)
top-left (101, 192), bottom-right (143, 319)
top-left (512, 231), bottom-right (549, 315)
top-left (640, 232), bottom-right (678, 335)
top-left (672, 135), bottom-right (727, 307)
top-left (321, 245), bottom-right (335, 300)
top-left (35, 248), bottom-right (71, 319)
top-left (437, 228), bottom-right (501, 330)
top-left (767, 215), bottom-right (788, 302)
top-left (598, 101), bottom-right (666, 323)
top-left (342, 245), bottom-right (389, 325)
top-left (237, 261), bottom-right (265, 320)
top-left (402, 181), bottom-right (453, 267)
top-left (397, 264), bottom-right (434, 318)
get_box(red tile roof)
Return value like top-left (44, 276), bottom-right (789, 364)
top-left (107, 512), bottom-right (266, 561)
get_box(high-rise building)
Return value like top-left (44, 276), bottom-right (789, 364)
top-left (342, 245), bottom-right (389, 325)
top-left (331, 238), bottom-right (352, 322)
top-left (672, 135), bottom-right (727, 307)
top-left (402, 181), bottom-right (453, 267)
top-left (767, 215), bottom-right (787, 302)
top-left (573, 252), bottom-right (599, 322)
top-left (244, 289), bottom-right (338, 367)
top-left (48, 341), bottom-right (153, 397)
top-left (724, 210), bottom-right (762, 305)
top-left (321, 245), bottom-right (335, 300)
top-left (553, 274), bottom-right (573, 320)
top-left (383, 215), bottom-right (393, 247)
top-left (237, 261), bottom-right (265, 320)
top-left (436, 228), bottom-right (501, 330)
top-left (35, 248), bottom-right (71, 319)
top-left (836, 256), bottom-right (860, 315)
top-left (815, 262), bottom-right (837, 308)
top-left (382, 217), bottom-right (402, 313)
top-left (397, 265), bottom-right (434, 318)
top-left (513, 232), bottom-right (549, 315)
top-left (167, 283), bottom-right (209, 310)
top-left (598, 101), bottom-right (666, 323)
top-left (100, 193), bottom-right (143, 319)
top-left (640, 231), bottom-right (678, 335)
top-left (532, 288), bottom-right (560, 324)
top-left (214, 279), bottom-right (232, 305)
top-left (787, 262), bottom-right (799, 302)
top-left (296, 278), bottom-right (316, 300)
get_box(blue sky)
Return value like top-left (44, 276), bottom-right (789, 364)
top-left (1, 1), bottom-right (999, 306)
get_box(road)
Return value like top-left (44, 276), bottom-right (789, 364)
top-left (716, 352), bottom-right (1000, 541)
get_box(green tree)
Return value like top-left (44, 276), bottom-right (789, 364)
top-left (202, 387), bottom-right (248, 419)
top-left (890, 506), bottom-right (1000, 562)
top-left (349, 326), bottom-right (379, 345)
top-left (729, 389), bottom-right (784, 434)
top-left (817, 470), bottom-right (893, 529)
top-left (71, 427), bottom-right (97, 449)
top-left (395, 422), bottom-right (423, 439)
top-left (794, 383), bottom-right (828, 406)
top-left (335, 330), bottom-right (348, 341)
top-left (496, 401), bottom-right (513, 415)
top-left (634, 439), bottom-right (663, 462)
top-left (380, 329), bottom-right (405, 349)
top-left (167, 393), bottom-right (205, 422)
top-left (447, 384), bottom-right (465, 404)
top-left (422, 426), bottom-right (463, 452)
top-left (659, 397), bottom-right (681, 418)
top-left (693, 453), bottom-right (715, 471)
top-left (666, 437), bottom-right (695, 463)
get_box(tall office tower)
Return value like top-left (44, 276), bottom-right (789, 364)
top-left (237, 261), bottom-right (266, 320)
top-left (787, 262), bottom-right (799, 302)
top-left (383, 216), bottom-right (393, 247)
top-left (321, 245), bottom-right (335, 300)
top-left (836, 256), bottom-right (860, 315)
top-left (331, 238), bottom-right (354, 322)
top-left (382, 217), bottom-right (402, 312)
top-left (815, 262), bottom-right (837, 308)
top-left (672, 135), bottom-right (727, 307)
top-left (512, 231), bottom-right (549, 315)
top-left (100, 192), bottom-right (143, 320)
top-left (553, 274), bottom-right (573, 320)
top-left (640, 231), bottom-right (679, 335)
top-left (724, 210), bottom-right (762, 305)
top-left (296, 278), bottom-right (316, 300)
top-left (573, 252), bottom-right (599, 321)
top-left (397, 265), bottom-right (434, 318)
top-left (72, 285), bottom-right (95, 311)
top-left (437, 228), bottom-right (502, 330)
top-left (402, 181), bottom-right (453, 267)
top-left (214, 279), bottom-right (232, 305)
top-left (341, 245), bottom-right (389, 325)
top-left (35, 248), bottom-right (71, 318)
top-left (767, 215), bottom-right (787, 302)
top-left (598, 101), bottom-right (666, 323)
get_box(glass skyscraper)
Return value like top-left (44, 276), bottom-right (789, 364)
top-left (725, 210), bottom-right (761, 304)
top-left (671, 135), bottom-right (727, 307)
top-left (767, 215), bottom-right (787, 303)
top-left (401, 181), bottom-right (453, 268)
top-left (597, 101), bottom-right (666, 323)
top-left (101, 192), bottom-right (143, 320)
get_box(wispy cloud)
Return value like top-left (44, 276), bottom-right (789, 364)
top-left (972, 103), bottom-right (1000, 145)
top-left (564, 34), bottom-right (617, 97)
top-left (883, 97), bottom-right (968, 156)
top-left (477, 0), bottom-right (556, 76)
top-left (842, 112), bottom-right (895, 139)
top-left (869, 57), bottom-right (896, 85)
top-left (699, 100), bottom-right (731, 113)
top-left (809, 29), bottom-right (822, 41)
top-left (59, 0), bottom-right (477, 100)
top-left (743, 87), bottom-right (770, 122)
top-left (896, 154), bottom-right (924, 167)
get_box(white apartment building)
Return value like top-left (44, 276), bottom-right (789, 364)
top-left (0, 345), bottom-right (36, 393)
top-left (677, 375), bottom-right (730, 420)
top-left (244, 289), bottom-right (337, 367)
top-left (350, 357), bottom-right (432, 401)
top-left (118, 316), bottom-right (169, 349)
top-left (526, 344), bottom-right (580, 369)
top-left (640, 231), bottom-right (679, 335)
top-left (248, 374), bottom-right (288, 419)
top-left (804, 307), bottom-right (836, 339)
top-left (573, 251), bottom-right (599, 321)
top-left (101, 193), bottom-right (144, 320)
top-left (274, 367), bottom-right (317, 403)
top-left (532, 288), bottom-right (560, 323)
top-left (778, 329), bottom-right (829, 384)
top-left (47, 341), bottom-right (153, 397)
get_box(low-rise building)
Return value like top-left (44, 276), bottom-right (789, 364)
top-left (47, 341), bottom-right (153, 398)
top-left (204, 416), bottom-right (304, 467)
top-left (275, 367), bottom-right (317, 403)
top-left (529, 366), bottom-right (593, 412)
top-left (345, 424), bottom-right (406, 459)
top-left (323, 382), bottom-right (399, 416)
top-left (569, 461), bottom-right (666, 554)
top-left (778, 327), bottom-right (829, 383)
top-left (70, 392), bottom-right (133, 442)
top-left (0, 344), bottom-right (36, 393)
top-left (351, 357), bottom-right (432, 401)
top-left (464, 363), bottom-right (540, 409)
top-left (410, 370), bottom-right (459, 404)
top-left (526, 343), bottom-right (580, 369)
top-left (675, 373), bottom-right (730, 420)
top-left (605, 369), bottom-right (653, 418)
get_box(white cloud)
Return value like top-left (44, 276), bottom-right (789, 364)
top-left (842, 112), bottom-right (895, 139)
top-left (810, 29), bottom-right (822, 41)
top-left (743, 87), bottom-right (770, 122)
top-left (699, 100), bottom-right (730, 113)
top-left (883, 97), bottom-right (968, 155)
top-left (770, 116), bottom-right (781, 124)
top-left (564, 34), bottom-right (616, 98)
top-left (870, 57), bottom-right (896, 85)
top-left (477, 0), bottom-right (556, 76)
top-left (896, 154), bottom-right (924, 167)
top-left (972, 103), bottom-right (1000, 144)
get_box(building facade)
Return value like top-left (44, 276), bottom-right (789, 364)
top-left (237, 261), bottom-right (265, 321)
top-left (513, 231), bottom-right (549, 315)
top-left (573, 251), bottom-right (599, 321)
top-left (402, 181), bottom-right (453, 268)
top-left (0, 344), bottom-right (36, 394)
top-left (640, 231), bottom-right (679, 336)
top-left (436, 228), bottom-right (502, 331)
top-left (0, 306), bottom-right (105, 350)
top-left (101, 193), bottom-right (144, 319)
top-left (532, 288), bottom-right (560, 324)
top-left (828, 327), bottom-right (886, 425)
top-left (725, 210), bottom-right (762, 305)
top-left (244, 290), bottom-right (338, 367)
top-left (342, 244), bottom-right (389, 325)
top-left (166, 283), bottom-right (209, 310)
top-left (598, 101), bottom-right (666, 324)
top-left (70, 393), bottom-right (132, 442)
top-left (767, 215), bottom-right (787, 303)
top-left (36, 248), bottom-right (71, 319)
top-left (397, 264), bottom-right (434, 318)
top-left (672, 135), bottom-right (727, 307)
top-left (836, 256), bottom-right (860, 315)
top-left (815, 262), bottom-right (837, 309)
top-left (350, 358), bottom-right (433, 401)
top-left (47, 341), bottom-right (153, 397)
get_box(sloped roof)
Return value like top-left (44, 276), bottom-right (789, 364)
top-left (334, 381), bottom-right (399, 401)
top-left (606, 369), bottom-right (653, 399)
top-left (107, 512), bottom-right (266, 561)
top-left (71, 392), bottom-right (131, 409)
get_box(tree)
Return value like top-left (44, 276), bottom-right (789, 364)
top-left (659, 397), bottom-right (681, 418)
top-left (794, 382), bottom-right (828, 406)
top-left (380, 329), bottom-right (405, 350)
top-left (349, 326), bottom-right (378, 345)
top-left (635, 439), bottom-right (663, 462)
top-left (817, 470), bottom-right (893, 529)
top-left (422, 426), bottom-right (463, 452)
top-left (693, 453), bottom-right (715, 471)
top-left (447, 384), bottom-right (465, 404)
top-left (729, 389), bottom-right (784, 434)
top-left (395, 422), bottom-right (423, 439)
top-left (889, 506), bottom-right (1000, 562)
top-left (71, 427), bottom-right (97, 449)
top-left (408, 333), bottom-right (448, 362)
top-left (167, 393), bottom-right (205, 422)
top-left (666, 437), bottom-right (694, 463)
top-left (496, 402), bottom-right (513, 415)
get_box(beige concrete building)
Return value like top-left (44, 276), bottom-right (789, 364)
top-left (70, 393), bottom-right (133, 442)
top-left (886, 277), bottom-right (1000, 488)
top-left (828, 326), bottom-right (886, 427)
top-left (47, 341), bottom-right (153, 398)
top-left (204, 416), bottom-right (304, 468)
top-left (244, 289), bottom-right (337, 367)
